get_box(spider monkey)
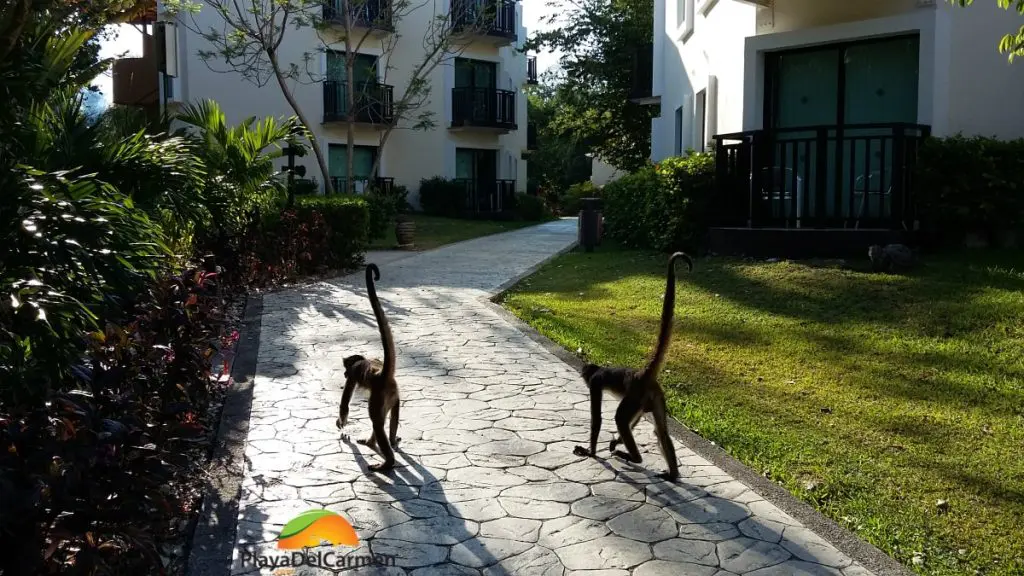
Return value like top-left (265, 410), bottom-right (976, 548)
top-left (573, 252), bottom-right (693, 481)
top-left (336, 263), bottom-right (400, 473)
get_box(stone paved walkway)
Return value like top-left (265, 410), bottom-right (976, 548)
top-left (233, 219), bottom-right (874, 576)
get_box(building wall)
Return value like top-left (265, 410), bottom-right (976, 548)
top-left (163, 0), bottom-right (529, 206)
top-left (651, 0), bottom-right (1024, 158)
top-left (590, 157), bottom-right (623, 187)
top-left (651, 0), bottom-right (756, 161)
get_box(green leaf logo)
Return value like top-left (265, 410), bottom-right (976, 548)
top-left (279, 509), bottom-right (337, 540)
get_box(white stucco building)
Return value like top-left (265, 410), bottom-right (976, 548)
top-left (638, 0), bottom-right (1024, 245)
top-left (152, 0), bottom-right (532, 209)
top-left (646, 0), bottom-right (1024, 160)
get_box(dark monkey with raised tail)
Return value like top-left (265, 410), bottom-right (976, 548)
top-left (573, 252), bottom-right (693, 480)
top-left (337, 264), bottom-right (400, 473)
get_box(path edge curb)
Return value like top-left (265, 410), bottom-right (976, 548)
top-left (186, 294), bottom-right (264, 576)
top-left (486, 255), bottom-right (914, 576)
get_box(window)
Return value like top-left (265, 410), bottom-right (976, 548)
top-left (696, 0), bottom-right (718, 16)
top-left (328, 144), bottom-right (377, 193)
top-left (674, 106), bottom-right (683, 155)
top-left (677, 0), bottom-right (694, 41)
top-left (694, 89), bottom-right (707, 152)
top-left (326, 51), bottom-right (378, 84)
top-left (455, 58), bottom-right (497, 89)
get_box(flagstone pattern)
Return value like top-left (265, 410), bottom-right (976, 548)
top-left (231, 219), bottom-right (874, 576)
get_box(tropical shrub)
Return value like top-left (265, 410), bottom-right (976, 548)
top-left (915, 135), bottom-right (1024, 247)
top-left (561, 181), bottom-right (600, 216)
top-left (0, 267), bottom-right (228, 575)
top-left (418, 176), bottom-right (466, 216)
top-left (175, 100), bottom-right (308, 251)
top-left (601, 151), bottom-right (715, 252)
top-left (514, 193), bottom-right (553, 221)
top-left (366, 184), bottom-right (409, 240)
top-left (295, 196), bottom-right (370, 269)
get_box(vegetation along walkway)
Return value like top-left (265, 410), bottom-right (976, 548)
top-left (227, 219), bottom-right (878, 575)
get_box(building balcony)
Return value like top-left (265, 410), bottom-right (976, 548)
top-left (628, 43), bottom-right (657, 105)
top-left (323, 81), bottom-right (395, 125)
top-left (450, 87), bottom-right (517, 132)
top-left (526, 55), bottom-right (538, 85)
top-left (455, 178), bottom-right (516, 213)
top-left (711, 122), bottom-right (930, 231)
top-left (329, 176), bottom-right (395, 195)
top-left (527, 123), bottom-right (538, 150)
top-left (451, 0), bottom-right (517, 45)
top-left (111, 54), bottom-right (158, 107)
top-left (323, 0), bottom-right (394, 32)
top-left (741, 0), bottom-right (928, 35)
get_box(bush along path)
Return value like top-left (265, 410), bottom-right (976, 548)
top-left (222, 220), bottom-right (888, 576)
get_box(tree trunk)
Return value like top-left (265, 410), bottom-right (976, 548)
top-left (267, 50), bottom-right (335, 196)
top-left (345, 0), bottom-right (356, 195)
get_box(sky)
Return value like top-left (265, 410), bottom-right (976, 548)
top-left (94, 1), bottom-right (561, 102)
top-left (94, 25), bottom-right (144, 104)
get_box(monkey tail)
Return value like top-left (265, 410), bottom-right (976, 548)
top-left (366, 263), bottom-right (395, 379)
top-left (642, 252), bottom-right (692, 380)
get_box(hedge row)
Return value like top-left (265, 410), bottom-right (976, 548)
top-left (600, 152), bottom-right (716, 252)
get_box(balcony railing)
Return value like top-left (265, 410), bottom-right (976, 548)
top-left (451, 0), bottom-right (517, 42)
top-left (329, 176), bottom-right (395, 195)
top-left (323, 81), bottom-right (394, 124)
top-left (451, 87), bottom-right (516, 130)
top-left (712, 123), bottom-right (931, 230)
top-left (629, 43), bottom-right (654, 103)
top-left (455, 178), bottom-right (516, 213)
top-left (323, 0), bottom-right (393, 30)
top-left (527, 55), bottom-right (538, 84)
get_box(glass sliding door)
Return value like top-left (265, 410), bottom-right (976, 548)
top-left (765, 34), bottom-right (920, 225)
top-left (329, 144), bottom-right (376, 193)
top-left (842, 36), bottom-right (920, 221)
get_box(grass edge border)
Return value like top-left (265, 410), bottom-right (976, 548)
top-left (185, 294), bottom-right (264, 576)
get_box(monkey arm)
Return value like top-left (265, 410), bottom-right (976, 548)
top-left (339, 377), bottom-right (358, 427)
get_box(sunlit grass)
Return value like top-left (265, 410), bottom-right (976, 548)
top-left (500, 246), bottom-right (1024, 576)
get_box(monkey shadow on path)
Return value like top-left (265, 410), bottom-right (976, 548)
top-left (337, 435), bottom-right (506, 573)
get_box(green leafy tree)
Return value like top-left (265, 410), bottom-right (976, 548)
top-left (952, 0), bottom-right (1024, 60)
top-left (527, 90), bottom-right (592, 197)
top-left (525, 0), bottom-right (656, 172)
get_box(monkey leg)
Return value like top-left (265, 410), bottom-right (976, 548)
top-left (650, 395), bottom-right (680, 481)
top-left (612, 389), bottom-right (645, 464)
top-left (368, 419), bottom-right (395, 473)
top-left (388, 400), bottom-right (401, 448)
top-left (574, 382), bottom-right (604, 457)
top-left (609, 409), bottom-right (643, 453)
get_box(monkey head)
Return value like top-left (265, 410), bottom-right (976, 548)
top-left (580, 363), bottom-right (601, 382)
top-left (343, 354), bottom-right (367, 377)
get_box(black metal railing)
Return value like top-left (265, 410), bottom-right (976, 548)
top-left (455, 178), bottom-right (516, 213)
top-left (323, 81), bottom-right (394, 124)
top-left (712, 123), bottom-right (931, 230)
top-left (527, 55), bottom-right (538, 84)
top-left (329, 176), bottom-right (394, 195)
top-left (451, 87), bottom-right (516, 129)
top-left (451, 0), bottom-right (517, 41)
top-left (629, 43), bottom-right (653, 101)
top-left (527, 122), bottom-right (537, 150)
top-left (323, 0), bottom-right (393, 30)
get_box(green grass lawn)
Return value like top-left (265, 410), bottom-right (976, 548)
top-left (370, 214), bottom-right (543, 251)
top-left (499, 246), bottom-right (1024, 576)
